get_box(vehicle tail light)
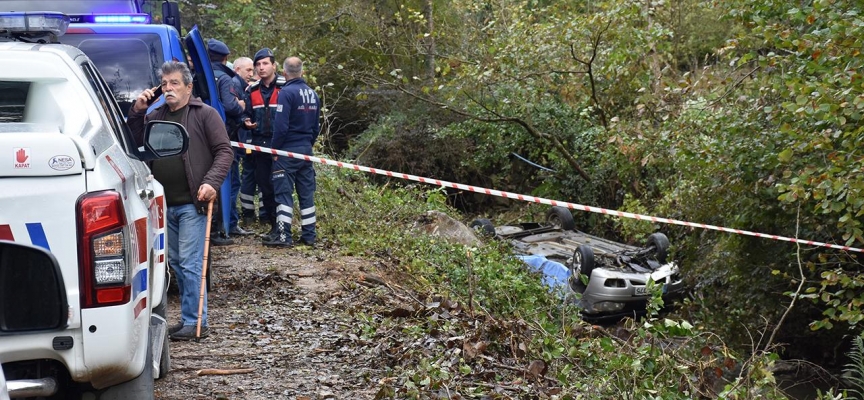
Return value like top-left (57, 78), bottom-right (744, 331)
top-left (77, 191), bottom-right (130, 308)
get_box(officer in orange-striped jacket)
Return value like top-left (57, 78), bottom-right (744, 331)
top-left (242, 48), bottom-right (286, 242)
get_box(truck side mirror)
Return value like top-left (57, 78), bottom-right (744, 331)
top-left (141, 121), bottom-right (189, 161)
top-left (0, 241), bottom-right (68, 334)
top-left (162, 1), bottom-right (182, 33)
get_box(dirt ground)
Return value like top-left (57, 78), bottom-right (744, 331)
top-left (155, 233), bottom-right (394, 399)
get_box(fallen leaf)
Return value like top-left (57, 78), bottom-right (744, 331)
top-left (527, 360), bottom-right (547, 378)
top-left (462, 340), bottom-right (488, 359)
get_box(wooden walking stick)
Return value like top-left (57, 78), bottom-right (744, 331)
top-left (196, 199), bottom-right (214, 341)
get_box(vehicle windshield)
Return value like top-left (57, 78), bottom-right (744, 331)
top-left (0, 81), bottom-right (28, 123)
top-left (60, 32), bottom-right (163, 117)
top-left (0, 0), bottom-right (139, 14)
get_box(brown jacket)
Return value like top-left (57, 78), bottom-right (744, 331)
top-left (128, 97), bottom-right (233, 210)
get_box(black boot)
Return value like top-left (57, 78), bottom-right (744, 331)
top-left (259, 218), bottom-right (277, 241)
top-left (210, 232), bottom-right (234, 246)
top-left (263, 221), bottom-right (292, 248)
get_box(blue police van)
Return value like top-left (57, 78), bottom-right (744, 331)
top-left (0, 0), bottom-right (226, 119)
top-left (0, 0), bottom-right (234, 237)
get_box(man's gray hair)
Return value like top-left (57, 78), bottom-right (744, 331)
top-left (234, 56), bottom-right (252, 68)
top-left (283, 57), bottom-right (303, 77)
top-left (160, 61), bottom-right (193, 86)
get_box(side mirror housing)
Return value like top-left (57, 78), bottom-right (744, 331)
top-left (162, 1), bottom-right (182, 33)
top-left (0, 240), bottom-right (68, 334)
top-left (139, 120), bottom-right (189, 161)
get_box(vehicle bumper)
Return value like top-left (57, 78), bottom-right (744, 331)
top-left (7, 378), bottom-right (57, 398)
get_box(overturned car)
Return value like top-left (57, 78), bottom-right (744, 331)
top-left (472, 207), bottom-right (685, 321)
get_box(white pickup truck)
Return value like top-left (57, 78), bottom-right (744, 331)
top-left (0, 13), bottom-right (189, 399)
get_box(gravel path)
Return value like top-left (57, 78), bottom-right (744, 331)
top-left (155, 236), bottom-right (386, 399)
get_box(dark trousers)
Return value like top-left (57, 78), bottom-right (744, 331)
top-left (240, 152), bottom-right (270, 221)
top-left (251, 151), bottom-right (276, 224)
top-left (229, 152), bottom-right (241, 230)
top-left (272, 144), bottom-right (316, 243)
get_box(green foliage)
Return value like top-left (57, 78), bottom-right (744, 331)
top-left (709, 0), bottom-right (864, 334)
top-left (184, 0), bottom-right (864, 383)
top-left (345, 108), bottom-right (482, 194)
top-left (313, 164), bottom-right (790, 397)
top-left (845, 333), bottom-right (864, 399)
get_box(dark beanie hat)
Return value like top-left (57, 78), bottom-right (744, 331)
top-left (207, 39), bottom-right (230, 56)
top-left (254, 48), bottom-right (274, 64)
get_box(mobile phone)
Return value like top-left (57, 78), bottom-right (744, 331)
top-left (146, 86), bottom-right (163, 106)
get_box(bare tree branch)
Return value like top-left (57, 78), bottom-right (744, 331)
top-left (394, 86), bottom-right (592, 182)
top-left (571, 19), bottom-right (612, 129)
top-left (766, 204), bottom-right (805, 350)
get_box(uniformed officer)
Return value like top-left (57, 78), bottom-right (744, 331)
top-left (207, 38), bottom-right (246, 244)
top-left (263, 57), bottom-right (320, 247)
top-left (243, 48), bottom-right (285, 242)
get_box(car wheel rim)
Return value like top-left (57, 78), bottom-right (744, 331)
top-left (574, 253), bottom-right (582, 270)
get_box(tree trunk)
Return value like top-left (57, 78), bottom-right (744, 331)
top-left (424, 0), bottom-right (435, 80)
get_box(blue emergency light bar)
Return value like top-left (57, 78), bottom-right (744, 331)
top-left (0, 12), bottom-right (69, 37)
top-left (68, 13), bottom-right (150, 24)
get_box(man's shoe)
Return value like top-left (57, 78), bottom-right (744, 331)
top-left (169, 325), bottom-right (210, 341)
top-left (298, 239), bottom-right (316, 247)
top-left (168, 322), bottom-right (184, 335)
top-left (210, 235), bottom-right (234, 246)
top-left (229, 226), bottom-right (253, 236)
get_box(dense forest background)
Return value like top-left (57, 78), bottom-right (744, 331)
top-left (161, 0), bottom-right (862, 378)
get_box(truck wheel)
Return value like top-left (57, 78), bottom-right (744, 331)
top-left (646, 233), bottom-right (670, 264)
top-left (572, 245), bottom-right (595, 281)
top-left (469, 218), bottom-right (495, 237)
top-left (546, 206), bottom-right (575, 231)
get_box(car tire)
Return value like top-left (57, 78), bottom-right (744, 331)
top-left (572, 244), bottom-right (595, 280)
top-left (646, 232), bottom-right (670, 264)
top-left (469, 218), bottom-right (495, 237)
top-left (546, 206), bottom-right (575, 231)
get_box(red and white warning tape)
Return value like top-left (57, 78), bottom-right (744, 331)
top-left (233, 142), bottom-right (864, 253)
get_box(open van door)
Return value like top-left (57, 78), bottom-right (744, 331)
top-left (184, 25), bottom-right (225, 118)
top-left (184, 25), bottom-right (232, 236)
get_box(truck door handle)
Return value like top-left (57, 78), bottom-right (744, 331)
top-left (138, 189), bottom-right (154, 200)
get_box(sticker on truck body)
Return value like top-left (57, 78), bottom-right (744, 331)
top-left (13, 147), bottom-right (30, 169)
top-left (48, 155), bottom-right (76, 171)
top-left (0, 222), bottom-right (50, 250)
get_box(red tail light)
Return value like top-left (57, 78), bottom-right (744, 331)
top-left (77, 191), bottom-right (130, 308)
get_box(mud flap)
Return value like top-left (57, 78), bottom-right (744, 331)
top-left (150, 314), bottom-right (168, 379)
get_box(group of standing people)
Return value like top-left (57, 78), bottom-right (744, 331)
top-left (128, 38), bottom-right (321, 340)
top-left (208, 40), bottom-right (320, 249)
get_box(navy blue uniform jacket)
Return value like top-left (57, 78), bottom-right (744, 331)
top-left (211, 61), bottom-right (244, 119)
top-left (272, 77), bottom-right (320, 149)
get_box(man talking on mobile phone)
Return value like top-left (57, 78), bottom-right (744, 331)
top-left (127, 61), bottom-right (233, 341)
